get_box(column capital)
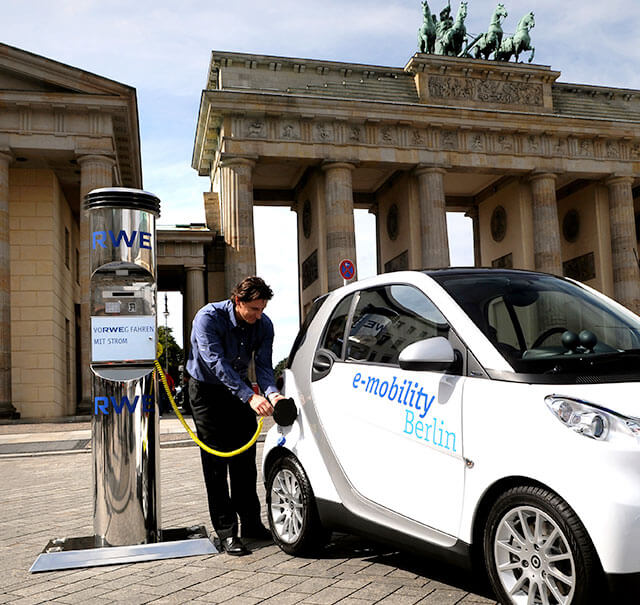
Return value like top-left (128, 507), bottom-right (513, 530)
top-left (528, 171), bottom-right (558, 184)
top-left (0, 148), bottom-right (14, 165)
top-left (76, 153), bottom-right (116, 168)
top-left (185, 264), bottom-right (206, 273)
top-left (321, 160), bottom-right (357, 173)
top-left (414, 165), bottom-right (448, 177)
top-left (604, 174), bottom-right (635, 188)
top-left (219, 154), bottom-right (257, 169)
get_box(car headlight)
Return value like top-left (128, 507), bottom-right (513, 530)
top-left (545, 395), bottom-right (640, 443)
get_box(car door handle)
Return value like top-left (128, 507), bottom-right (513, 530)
top-left (312, 350), bottom-right (334, 381)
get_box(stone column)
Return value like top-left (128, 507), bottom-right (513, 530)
top-left (219, 158), bottom-right (256, 294)
top-left (184, 265), bottom-right (206, 359)
top-left (606, 176), bottom-right (640, 313)
top-left (465, 206), bottom-right (481, 267)
top-left (322, 162), bottom-right (357, 291)
top-left (0, 150), bottom-right (18, 419)
top-left (369, 205), bottom-right (381, 274)
top-left (77, 154), bottom-right (115, 413)
top-left (529, 172), bottom-right (562, 275)
top-left (415, 166), bottom-right (450, 269)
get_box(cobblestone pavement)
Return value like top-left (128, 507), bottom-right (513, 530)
top-left (0, 441), bottom-right (498, 604)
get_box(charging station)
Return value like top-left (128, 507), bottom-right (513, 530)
top-left (30, 188), bottom-right (217, 572)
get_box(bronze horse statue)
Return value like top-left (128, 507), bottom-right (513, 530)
top-left (496, 12), bottom-right (536, 62)
top-left (440, 1), bottom-right (468, 56)
top-left (472, 3), bottom-right (508, 60)
top-left (417, 0), bottom-right (437, 54)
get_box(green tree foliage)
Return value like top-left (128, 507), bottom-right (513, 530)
top-left (157, 326), bottom-right (183, 382)
top-left (274, 357), bottom-right (288, 380)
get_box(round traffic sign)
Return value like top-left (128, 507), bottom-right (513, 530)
top-left (339, 259), bottom-right (355, 281)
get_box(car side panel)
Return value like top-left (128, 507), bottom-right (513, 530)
top-left (460, 378), bottom-right (640, 575)
top-left (311, 361), bottom-right (465, 536)
top-left (263, 369), bottom-right (341, 504)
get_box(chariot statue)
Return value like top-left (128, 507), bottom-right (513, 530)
top-left (471, 3), bottom-right (508, 60)
top-left (439, 1), bottom-right (468, 56)
top-left (495, 11), bottom-right (535, 62)
top-left (416, 1), bottom-right (536, 64)
top-left (434, 3), bottom-right (454, 54)
top-left (417, 1), bottom-right (437, 54)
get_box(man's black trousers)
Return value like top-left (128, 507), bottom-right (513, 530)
top-left (188, 378), bottom-right (263, 539)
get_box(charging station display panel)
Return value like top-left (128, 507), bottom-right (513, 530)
top-left (91, 316), bottom-right (156, 362)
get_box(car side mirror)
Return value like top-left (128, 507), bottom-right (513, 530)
top-left (398, 337), bottom-right (455, 371)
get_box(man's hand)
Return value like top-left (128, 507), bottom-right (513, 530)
top-left (249, 393), bottom-right (274, 417)
top-left (268, 393), bottom-right (285, 405)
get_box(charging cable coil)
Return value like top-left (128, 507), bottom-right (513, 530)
top-left (153, 360), bottom-right (263, 458)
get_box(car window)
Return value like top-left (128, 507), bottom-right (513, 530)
top-left (346, 284), bottom-right (449, 365)
top-left (318, 294), bottom-right (354, 359)
top-left (434, 271), bottom-right (640, 374)
top-left (487, 298), bottom-right (520, 348)
top-left (288, 294), bottom-right (327, 367)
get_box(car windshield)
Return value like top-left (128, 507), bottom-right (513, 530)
top-left (431, 270), bottom-right (640, 376)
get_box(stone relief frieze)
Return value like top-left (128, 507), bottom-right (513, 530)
top-left (496, 134), bottom-right (514, 152)
top-left (606, 141), bottom-right (620, 159)
top-left (526, 135), bottom-right (541, 154)
top-left (349, 126), bottom-right (363, 143)
top-left (554, 138), bottom-right (569, 156)
top-left (380, 126), bottom-right (396, 145)
top-left (280, 121), bottom-right (301, 140)
top-left (470, 133), bottom-right (485, 151)
top-left (314, 122), bottom-right (334, 142)
top-left (411, 129), bottom-right (425, 146)
top-left (244, 116), bottom-right (634, 170)
top-left (246, 120), bottom-right (266, 138)
top-left (429, 76), bottom-right (543, 106)
top-left (578, 139), bottom-right (594, 157)
top-left (441, 130), bottom-right (458, 149)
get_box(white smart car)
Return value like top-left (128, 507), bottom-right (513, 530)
top-left (262, 269), bottom-right (640, 605)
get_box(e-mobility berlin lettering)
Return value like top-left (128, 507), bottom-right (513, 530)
top-left (352, 372), bottom-right (435, 418)
top-left (352, 371), bottom-right (457, 452)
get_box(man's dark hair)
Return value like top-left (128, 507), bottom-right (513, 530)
top-left (231, 276), bottom-right (273, 302)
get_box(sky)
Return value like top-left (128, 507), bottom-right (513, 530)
top-left (4, 0), bottom-right (640, 362)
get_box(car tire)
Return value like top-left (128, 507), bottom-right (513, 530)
top-left (266, 455), bottom-right (330, 555)
top-left (484, 485), bottom-right (600, 605)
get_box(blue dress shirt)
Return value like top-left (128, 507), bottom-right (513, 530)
top-left (186, 299), bottom-right (278, 403)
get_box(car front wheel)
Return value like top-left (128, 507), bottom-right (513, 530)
top-left (266, 455), bottom-right (329, 555)
top-left (484, 485), bottom-right (600, 605)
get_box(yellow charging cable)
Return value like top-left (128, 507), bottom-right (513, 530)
top-left (153, 360), bottom-right (263, 458)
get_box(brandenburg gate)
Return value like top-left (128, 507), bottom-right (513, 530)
top-left (192, 50), bottom-right (640, 316)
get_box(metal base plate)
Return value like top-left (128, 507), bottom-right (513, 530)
top-left (30, 526), bottom-right (218, 573)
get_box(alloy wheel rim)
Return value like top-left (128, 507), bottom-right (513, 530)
top-left (494, 505), bottom-right (576, 605)
top-left (270, 469), bottom-right (304, 544)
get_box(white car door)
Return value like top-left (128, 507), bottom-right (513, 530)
top-left (311, 283), bottom-right (466, 537)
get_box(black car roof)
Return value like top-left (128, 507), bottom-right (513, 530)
top-left (423, 267), bottom-right (565, 280)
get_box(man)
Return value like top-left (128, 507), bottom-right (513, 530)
top-left (435, 3), bottom-right (453, 54)
top-left (186, 276), bottom-right (284, 556)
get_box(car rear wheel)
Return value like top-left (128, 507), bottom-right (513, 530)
top-left (266, 455), bottom-right (330, 555)
top-left (484, 485), bottom-right (600, 605)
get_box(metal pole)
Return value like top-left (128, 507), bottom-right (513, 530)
top-left (87, 188), bottom-right (161, 548)
top-left (164, 293), bottom-right (169, 375)
top-left (29, 188), bottom-right (217, 573)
